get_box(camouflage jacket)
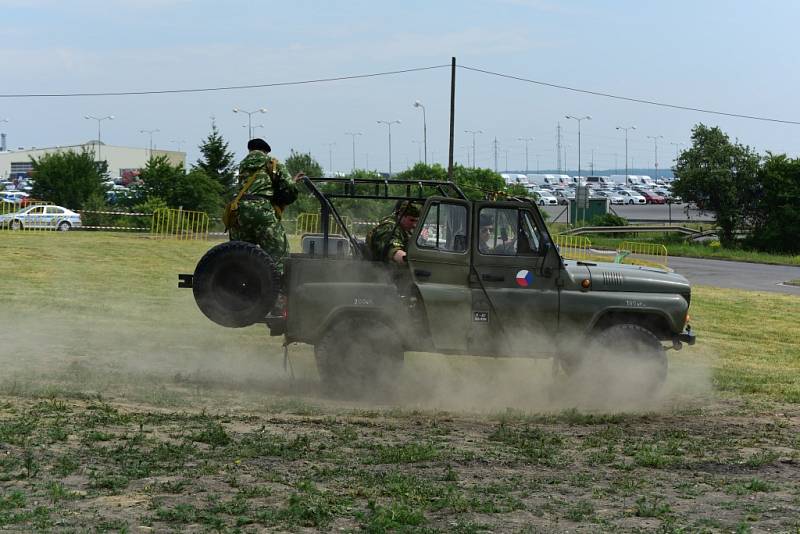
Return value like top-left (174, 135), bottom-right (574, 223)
top-left (237, 150), bottom-right (298, 215)
top-left (366, 216), bottom-right (411, 262)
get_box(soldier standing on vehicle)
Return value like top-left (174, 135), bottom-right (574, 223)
top-left (366, 201), bottom-right (421, 264)
top-left (229, 138), bottom-right (304, 274)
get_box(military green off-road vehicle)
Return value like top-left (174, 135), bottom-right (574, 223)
top-left (181, 177), bottom-right (695, 394)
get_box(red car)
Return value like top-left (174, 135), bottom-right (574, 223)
top-left (639, 190), bottom-right (666, 204)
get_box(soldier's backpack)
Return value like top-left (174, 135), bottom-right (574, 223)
top-left (222, 171), bottom-right (258, 231)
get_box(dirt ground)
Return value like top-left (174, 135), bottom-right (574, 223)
top-left (1, 348), bottom-right (799, 533)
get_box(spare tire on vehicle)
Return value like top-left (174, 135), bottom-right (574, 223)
top-left (192, 240), bottom-right (281, 328)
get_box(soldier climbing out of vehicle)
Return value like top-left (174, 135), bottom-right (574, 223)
top-left (226, 138), bottom-right (306, 275)
top-left (365, 200), bottom-right (422, 264)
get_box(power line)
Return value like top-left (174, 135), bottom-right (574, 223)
top-left (0, 64), bottom-right (450, 98)
top-left (458, 64), bottom-right (800, 126)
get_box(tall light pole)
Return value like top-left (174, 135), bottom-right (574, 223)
top-left (464, 129), bottom-right (482, 169)
top-left (376, 120), bottom-right (400, 176)
top-left (647, 135), bottom-right (664, 181)
top-left (84, 115), bottom-right (114, 161)
top-left (670, 142), bottom-right (683, 163)
top-left (345, 132), bottom-right (362, 172)
top-left (412, 140), bottom-right (423, 163)
top-left (243, 123), bottom-right (265, 135)
top-left (232, 107), bottom-right (267, 140)
top-left (413, 100), bottom-right (427, 164)
top-left (565, 115), bottom-right (591, 186)
top-left (139, 129), bottom-right (160, 159)
top-left (460, 145), bottom-right (471, 167)
top-left (517, 137), bottom-right (534, 173)
top-left (616, 125), bottom-right (636, 185)
top-left (0, 118), bottom-right (7, 153)
top-left (326, 142), bottom-right (336, 176)
top-left (535, 154), bottom-right (542, 173)
top-left (170, 139), bottom-right (186, 152)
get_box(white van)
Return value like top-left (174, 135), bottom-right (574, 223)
top-left (526, 174), bottom-right (568, 188)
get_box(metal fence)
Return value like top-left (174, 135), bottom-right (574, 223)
top-left (293, 212), bottom-right (352, 236)
top-left (150, 208), bottom-right (210, 240)
top-left (616, 241), bottom-right (669, 268)
top-left (552, 234), bottom-right (592, 260)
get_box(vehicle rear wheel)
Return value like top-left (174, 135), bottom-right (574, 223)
top-left (10, 219), bottom-right (23, 231)
top-left (314, 316), bottom-right (403, 398)
top-left (57, 221), bottom-right (71, 232)
top-left (192, 240), bottom-right (281, 328)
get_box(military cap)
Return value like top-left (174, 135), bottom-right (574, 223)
top-left (395, 200), bottom-right (422, 218)
top-left (247, 138), bottom-right (271, 153)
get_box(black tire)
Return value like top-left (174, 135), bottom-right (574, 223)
top-left (192, 240), bottom-right (281, 328)
top-left (560, 323), bottom-right (667, 401)
top-left (10, 219), bottom-right (23, 231)
top-left (57, 221), bottom-right (71, 232)
top-left (314, 317), bottom-right (403, 397)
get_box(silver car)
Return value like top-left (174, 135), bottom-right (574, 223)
top-left (0, 204), bottom-right (82, 231)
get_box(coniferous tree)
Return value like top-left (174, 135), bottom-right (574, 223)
top-left (194, 123), bottom-right (236, 198)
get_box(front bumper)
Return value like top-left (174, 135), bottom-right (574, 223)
top-left (672, 325), bottom-right (696, 349)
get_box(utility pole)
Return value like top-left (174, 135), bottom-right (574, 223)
top-left (556, 122), bottom-right (562, 172)
top-left (493, 137), bottom-right (499, 172)
top-left (517, 137), bottom-right (534, 173)
top-left (345, 132), bottom-right (361, 172)
top-left (616, 125), bottom-right (636, 185)
top-left (670, 142), bottom-right (683, 164)
top-left (326, 142), bottom-right (336, 176)
top-left (464, 130), bottom-right (482, 169)
top-left (377, 120), bottom-right (401, 176)
top-left (647, 135), bottom-right (664, 181)
top-left (503, 149), bottom-right (509, 171)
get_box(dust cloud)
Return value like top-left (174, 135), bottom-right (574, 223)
top-left (0, 302), bottom-right (715, 416)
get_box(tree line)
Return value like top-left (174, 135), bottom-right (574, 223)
top-left (26, 122), bottom-right (799, 254)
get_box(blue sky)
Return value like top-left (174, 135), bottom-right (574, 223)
top-left (2, 0), bottom-right (799, 174)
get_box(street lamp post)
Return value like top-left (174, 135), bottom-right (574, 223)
top-left (84, 115), bottom-right (114, 161)
top-left (170, 139), bottom-right (186, 152)
top-left (413, 100), bottom-right (427, 164)
top-left (412, 140), bottom-right (423, 163)
top-left (565, 115), bottom-right (591, 186)
top-left (232, 107), bottom-right (267, 140)
top-left (139, 129), bottom-right (160, 159)
top-left (616, 125), bottom-right (636, 185)
top-left (0, 118), bottom-right (7, 153)
top-left (326, 142), bottom-right (336, 176)
top-left (376, 120), bottom-right (401, 176)
top-left (670, 142), bottom-right (683, 164)
top-left (464, 129), bottom-right (482, 169)
top-left (517, 137), bottom-right (534, 173)
top-left (646, 135), bottom-right (664, 181)
top-left (345, 132), bottom-right (362, 172)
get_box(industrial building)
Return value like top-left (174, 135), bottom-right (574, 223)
top-left (0, 139), bottom-right (186, 181)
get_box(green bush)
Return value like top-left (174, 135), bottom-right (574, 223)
top-left (590, 213), bottom-right (628, 227)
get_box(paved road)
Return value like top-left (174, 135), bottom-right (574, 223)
top-left (668, 256), bottom-right (800, 295)
top-left (542, 203), bottom-right (715, 223)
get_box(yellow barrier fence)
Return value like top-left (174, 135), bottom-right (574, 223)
top-left (294, 212), bottom-right (351, 236)
top-left (150, 208), bottom-right (210, 240)
top-left (616, 241), bottom-right (669, 269)
top-left (553, 234), bottom-right (592, 260)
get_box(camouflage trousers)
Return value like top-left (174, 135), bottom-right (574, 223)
top-left (229, 199), bottom-right (289, 273)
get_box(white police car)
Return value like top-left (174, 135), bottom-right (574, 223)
top-left (0, 204), bottom-right (82, 231)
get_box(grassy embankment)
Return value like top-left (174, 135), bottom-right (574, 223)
top-left (0, 231), bottom-right (798, 531)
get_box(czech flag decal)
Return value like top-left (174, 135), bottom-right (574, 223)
top-left (515, 270), bottom-right (534, 287)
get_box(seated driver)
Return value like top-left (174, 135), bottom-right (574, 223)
top-left (366, 201), bottom-right (421, 264)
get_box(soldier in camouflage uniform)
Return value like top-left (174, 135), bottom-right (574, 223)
top-left (229, 138), bottom-right (302, 274)
top-left (365, 201), bottom-right (422, 264)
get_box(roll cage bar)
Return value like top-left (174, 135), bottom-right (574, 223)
top-left (298, 176), bottom-right (468, 258)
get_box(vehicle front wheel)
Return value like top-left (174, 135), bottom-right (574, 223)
top-left (560, 323), bottom-right (667, 402)
top-left (314, 316), bottom-right (403, 398)
top-left (57, 221), bottom-right (71, 232)
top-left (10, 219), bottom-right (23, 231)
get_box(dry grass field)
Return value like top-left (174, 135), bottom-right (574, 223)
top-left (0, 232), bottom-right (798, 532)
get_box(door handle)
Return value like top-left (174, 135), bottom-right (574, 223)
top-left (414, 269), bottom-right (432, 278)
top-left (481, 274), bottom-right (505, 282)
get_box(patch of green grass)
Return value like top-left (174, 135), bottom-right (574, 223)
top-left (190, 421), bottom-right (231, 447)
top-left (584, 233), bottom-right (800, 266)
top-left (745, 450), bottom-right (780, 468)
top-left (633, 495), bottom-right (672, 518)
top-left (359, 500), bottom-right (427, 532)
top-left (366, 442), bottom-right (441, 464)
top-left (565, 499), bottom-right (595, 522)
top-left (489, 423), bottom-right (564, 465)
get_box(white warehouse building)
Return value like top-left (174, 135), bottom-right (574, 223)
top-left (0, 141), bottom-right (186, 181)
